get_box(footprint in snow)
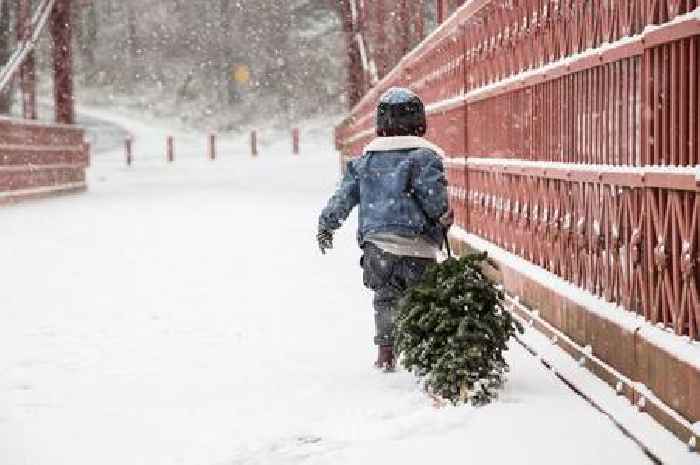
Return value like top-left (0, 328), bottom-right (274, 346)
top-left (296, 435), bottom-right (323, 445)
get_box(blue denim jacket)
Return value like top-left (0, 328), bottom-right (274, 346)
top-left (319, 137), bottom-right (449, 246)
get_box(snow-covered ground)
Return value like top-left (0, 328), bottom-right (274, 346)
top-left (0, 109), bottom-right (692, 464)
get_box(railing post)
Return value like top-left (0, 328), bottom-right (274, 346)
top-left (84, 140), bottom-right (91, 168)
top-left (209, 133), bottom-right (216, 161)
top-left (125, 137), bottom-right (133, 166)
top-left (292, 128), bottom-right (300, 156)
top-left (167, 136), bottom-right (174, 163)
top-left (251, 130), bottom-right (258, 157)
top-left (463, 159), bottom-right (470, 233)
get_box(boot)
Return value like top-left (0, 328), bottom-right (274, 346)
top-left (374, 345), bottom-right (396, 372)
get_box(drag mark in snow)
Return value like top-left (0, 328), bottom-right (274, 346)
top-left (510, 316), bottom-right (661, 465)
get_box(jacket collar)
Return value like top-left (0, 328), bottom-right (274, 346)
top-left (363, 136), bottom-right (445, 157)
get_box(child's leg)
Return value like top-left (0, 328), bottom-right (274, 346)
top-left (361, 243), bottom-right (435, 346)
top-left (361, 243), bottom-right (400, 346)
top-left (373, 286), bottom-right (401, 346)
top-left (378, 256), bottom-right (435, 345)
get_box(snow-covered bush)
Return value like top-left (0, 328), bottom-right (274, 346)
top-left (395, 253), bottom-right (523, 406)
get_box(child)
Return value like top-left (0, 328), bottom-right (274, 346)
top-left (317, 87), bottom-right (452, 371)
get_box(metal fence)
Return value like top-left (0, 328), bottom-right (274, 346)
top-left (336, 0), bottom-right (700, 340)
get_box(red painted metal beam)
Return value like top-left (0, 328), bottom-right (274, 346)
top-left (50, 0), bottom-right (74, 124)
top-left (436, 0), bottom-right (446, 24)
top-left (339, 0), bottom-right (364, 108)
top-left (436, 0), bottom-right (464, 24)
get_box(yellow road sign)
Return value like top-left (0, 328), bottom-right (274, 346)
top-left (232, 65), bottom-right (251, 85)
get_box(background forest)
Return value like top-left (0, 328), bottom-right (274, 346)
top-left (0, 0), bottom-right (348, 130)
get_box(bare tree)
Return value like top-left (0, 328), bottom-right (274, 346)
top-left (70, 0), bottom-right (347, 127)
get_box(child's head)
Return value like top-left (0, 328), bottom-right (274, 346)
top-left (376, 87), bottom-right (427, 137)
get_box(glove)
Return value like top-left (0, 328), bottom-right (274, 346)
top-left (439, 209), bottom-right (455, 229)
top-left (317, 228), bottom-right (334, 255)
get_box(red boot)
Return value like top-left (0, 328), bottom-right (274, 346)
top-left (374, 345), bottom-right (396, 372)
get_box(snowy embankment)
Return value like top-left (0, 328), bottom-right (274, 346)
top-left (0, 108), bottom-right (689, 465)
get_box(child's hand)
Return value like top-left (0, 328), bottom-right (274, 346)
top-left (317, 228), bottom-right (334, 255)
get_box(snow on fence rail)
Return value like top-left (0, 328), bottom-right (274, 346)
top-left (336, 0), bottom-right (700, 447)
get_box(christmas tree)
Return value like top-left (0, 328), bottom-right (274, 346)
top-left (394, 252), bottom-right (523, 406)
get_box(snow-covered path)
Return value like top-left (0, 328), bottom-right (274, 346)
top-left (0, 112), bottom-right (664, 464)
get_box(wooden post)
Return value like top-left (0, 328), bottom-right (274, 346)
top-left (167, 136), bottom-right (174, 163)
top-left (125, 137), bottom-right (133, 166)
top-left (251, 130), bottom-right (258, 157)
top-left (17, 0), bottom-right (36, 120)
top-left (208, 133), bottom-right (216, 160)
top-left (50, 0), bottom-right (75, 124)
top-left (292, 128), bottom-right (300, 155)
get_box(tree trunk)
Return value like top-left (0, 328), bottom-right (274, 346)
top-left (125, 3), bottom-right (139, 83)
top-left (218, 0), bottom-right (233, 102)
top-left (83, 3), bottom-right (97, 78)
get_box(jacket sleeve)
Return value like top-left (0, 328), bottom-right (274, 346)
top-left (319, 160), bottom-right (360, 231)
top-left (411, 150), bottom-right (449, 222)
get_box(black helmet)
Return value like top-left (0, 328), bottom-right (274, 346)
top-left (376, 87), bottom-right (427, 137)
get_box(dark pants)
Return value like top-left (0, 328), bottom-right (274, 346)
top-left (361, 242), bottom-right (435, 346)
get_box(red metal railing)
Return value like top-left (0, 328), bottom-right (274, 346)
top-left (0, 117), bottom-right (88, 203)
top-left (0, 0), bottom-right (87, 203)
top-left (335, 0), bottom-right (700, 341)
